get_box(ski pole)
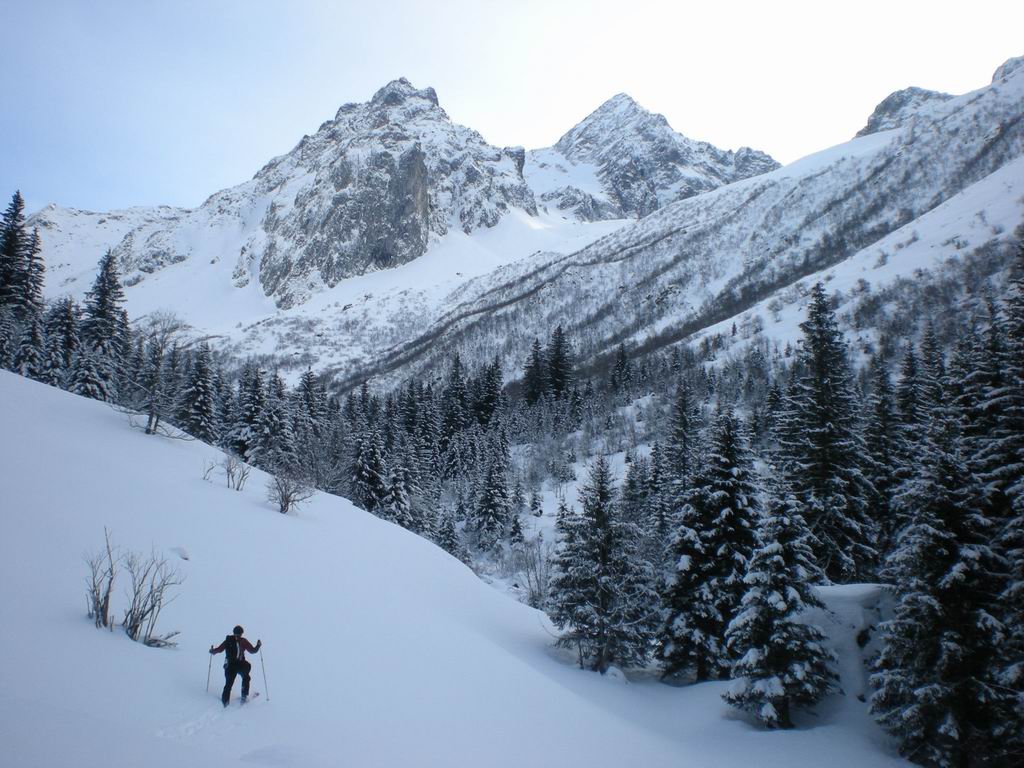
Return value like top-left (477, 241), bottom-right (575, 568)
top-left (260, 646), bottom-right (270, 701)
top-left (206, 651), bottom-right (213, 693)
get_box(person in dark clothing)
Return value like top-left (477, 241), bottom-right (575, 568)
top-left (210, 625), bottom-right (262, 706)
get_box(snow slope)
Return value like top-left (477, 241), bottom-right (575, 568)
top-left (0, 371), bottom-right (904, 767)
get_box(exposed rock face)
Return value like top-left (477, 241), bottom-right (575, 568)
top-left (855, 86), bottom-right (954, 137)
top-left (527, 94), bottom-right (778, 220)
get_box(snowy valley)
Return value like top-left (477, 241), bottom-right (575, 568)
top-left (1, 41), bottom-right (1023, 768)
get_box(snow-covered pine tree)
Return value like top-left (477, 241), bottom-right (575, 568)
top-left (609, 343), bottom-right (632, 396)
top-left (723, 473), bottom-right (836, 729)
top-left (871, 409), bottom-right (1009, 767)
top-left (22, 229), bottom-right (45, 321)
top-left (508, 511), bottom-right (525, 546)
top-left (255, 375), bottom-right (298, 473)
top-left (351, 427), bottom-right (389, 515)
top-left (663, 406), bottom-right (759, 679)
top-left (644, 440), bottom-right (673, 560)
top-left (473, 356), bottom-right (503, 425)
top-left (228, 364), bottom-right (266, 462)
top-left (177, 343), bottom-right (218, 444)
top-left (382, 464), bottom-right (414, 530)
top-left (0, 309), bottom-right (15, 369)
top-left (522, 337), bottom-right (548, 406)
top-left (550, 456), bottom-right (655, 673)
top-left (43, 297), bottom-right (80, 386)
top-left (440, 353), bottom-right (469, 451)
top-left (863, 359), bottom-right (906, 560)
top-left (14, 314), bottom-right (45, 382)
top-left (664, 382), bottom-right (698, 505)
top-left (0, 191), bottom-right (29, 315)
top-left (80, 250), bottom-right (128, 398)
top-left (919, 321), bottom-right (946, 412)
top-left (546, 324), bottom-right (572, 400)
top-left (472, 454), bottom-right (511, 551)
top-left (69, 350), bottom-right (111, 402)
top-left (435, 508), bottom-right (469, 564)
top-left (619, 453), bottom-right (651, 526)
top-left (896, 345), bottom-right (923, 437)
top-left (777, 282), bottom-right (877, 582)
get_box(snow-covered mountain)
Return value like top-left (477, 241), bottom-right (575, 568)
top-left (30, 80), bottom-right (775, 316)
top-left (332, 56), bottom-right (1024, 390)
top-left (32, 78), bottom-right (538, 309)
top-left (0, 370), bottom-right (906, 767)
top-left (26, 57), bottom-right (1024, 391)
top-left (526, 93), bottom-right (778, 220)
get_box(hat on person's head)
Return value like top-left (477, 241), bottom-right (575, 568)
top-left (233, 625), bottom-right (244, 636)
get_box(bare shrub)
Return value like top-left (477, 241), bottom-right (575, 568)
top-left (267, 473), bottom-right (314, 514)
top-left (202, 459), bottom-right (216, 482)
top-left (85, 528), bottom-right (118, 629)
top-left (122, 549), bottom-right (184, 647)
top-left (222, 454), bottom-right (251, 491)
top-left (513, 536), bottom-right (555, 609)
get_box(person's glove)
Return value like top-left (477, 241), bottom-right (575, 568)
top-left (255, 640), bottom-right (262, 650)
top-left (209, 646), bottom-right (216, 654)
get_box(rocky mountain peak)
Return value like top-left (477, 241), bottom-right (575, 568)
top-left (855, 86), bottom-right (954, 137)
top-left (992, 55), bottom-right (1024, 83)
top-left (535, 93), bottom-right (778, 220)
top-left (369, 77), bottom-right (440, 109)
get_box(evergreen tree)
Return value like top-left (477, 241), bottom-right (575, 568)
top-left (228, 364), bottom-right (266, 461)
top-left (661, 407), bottom-right (759, 680)
top-left (0, 191), bottom-right (29, 314)
top-left (14, 315), bottom-right (45, 381)
top-left (777, 283), bottom-right (877, 582)
top-left (22, 229), bottom-right (45, 320)
top-left (255, 375), bottom-right (298, 472)
top-left (529, 488), bottom-right (543, 516)
top-left (472, 455), bottom-right (511, 551)
top-left (546, 324), bottom-right (572, 400)
top-left (664, 382), bottom-right (698, 503)
top-left (474, 356), bottom-right (503, 425)
top-left (382, 464), bottom-right (415, 530)
top-left (351, 428), bottom-right (389, 514)
top-left (550, 456), bottom-right (656, 673)
top-left (440, 353), bottom-right (469, 450)
top-left (435, 508), bottom-right (469, 563)
top-left (177, 343), bottom-right (218, 443)
top-left (69, 351), bottom-right (111, 402)
top-left (863, 360), bottom-right (905, 560)
top-left (723, 475), bottom-right (836, 729)
top-left (0, 309), bottom-right (15, 369)
top-left (43, 297), bottom-right (81, 385)
top-left (80, 250), bottom-right (127, 398)
top-left (508, 511), bottom-right (525, 546)
top-left (523, 338), bottom-right (548, 406)
top-left (872, 411), bottom-right (1009, 767)
top-left (609, 343), bottom-right (632, 395)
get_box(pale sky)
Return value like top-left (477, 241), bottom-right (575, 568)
top-left (2, 0), bottom-right (1021, 214)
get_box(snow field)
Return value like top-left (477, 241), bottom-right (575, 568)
top-left (0, 372), bottom-right (905, 766)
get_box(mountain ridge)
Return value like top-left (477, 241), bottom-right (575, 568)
top-left (30, 79), bottom-right (777, 309)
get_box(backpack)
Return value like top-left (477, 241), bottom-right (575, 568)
top-left (223, 635), bottom-right (240, 667)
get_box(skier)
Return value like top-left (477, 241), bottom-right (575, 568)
top-left (210, 625), bottom-right (262, 706)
